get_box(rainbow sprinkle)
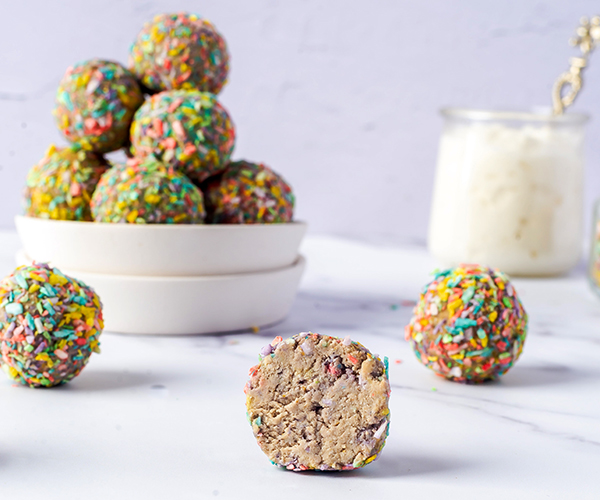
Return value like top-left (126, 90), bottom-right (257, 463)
top-left (0, 263), bottom-right (103, 388)
top-left (405, 264), bottom-right (528, 383)
top-left (23, 143), bottom-right (108, 221)
top-left (91, 156), bottom-right (206, 224)
top-left (129, 12), bottom-right (229, 94)
top-left (203, 160), bottom-right (295, 224)
top-left (130, 89), bottom-right (235, 183)
top-left (54, 59), bottom-right (144, 153)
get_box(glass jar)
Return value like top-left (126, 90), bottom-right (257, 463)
top-left (589, 201), bottom-right (600, 295)
top-left (428, 108), bottom-right (588, 277)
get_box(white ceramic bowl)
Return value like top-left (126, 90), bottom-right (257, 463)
top-left (15, 250), bottom-right (305, 335)
top-left (15, 215), bottom-right (307, 276)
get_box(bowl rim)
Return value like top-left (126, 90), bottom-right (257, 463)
top-left (16, 250), bottom-right (305, 281)
top-left (15, 214), bottom-right (307, 231)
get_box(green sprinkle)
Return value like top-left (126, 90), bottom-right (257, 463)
top-left (461, 287), bottom-right (475, 303)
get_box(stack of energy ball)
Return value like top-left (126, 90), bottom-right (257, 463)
top-left (23, 13), bottom-right (295, 225)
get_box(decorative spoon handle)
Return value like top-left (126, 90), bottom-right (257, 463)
top-left (553, 16), bottom-right (600, 114)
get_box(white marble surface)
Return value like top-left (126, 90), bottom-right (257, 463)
top-left (0, 230), bottom-right (599, 499)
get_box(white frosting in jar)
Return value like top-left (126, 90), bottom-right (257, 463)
top-left (428, 122), bottom-right (584, 276)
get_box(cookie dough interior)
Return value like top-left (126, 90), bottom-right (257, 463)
top-left (246, 334), bottom-right (390, 470)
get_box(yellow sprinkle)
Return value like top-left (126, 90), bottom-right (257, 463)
top-left (127, 210), bottom-right (139, 223)
top-left (49, 273), bottom-right (67, 286)
top-left (489, 311), bottom-right (498, 323)
top-left (145, 193), bottom-right (161, 204)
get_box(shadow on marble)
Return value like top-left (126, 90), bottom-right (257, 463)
top-left (292, 451), bottom-right (468, 479)
top-left (57, 368), bottom-right (178, 392)
top-left (363, 451), bottom-right (470, 478)
top-left (499, 363), bottom-right (597, 388)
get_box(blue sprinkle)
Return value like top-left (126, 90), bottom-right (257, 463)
top-left (4, 302), bottom-right (23, 316)
top-left (25, 313), bottom-right (36, 331)
top-left (54, 329), bottom-right (74, 339)
top-left (43, 301), bottom-right (56, 315)
top-left (454, 318), bottom-right (478, 329)
top-left (15, 274), bottom-right (28, 289)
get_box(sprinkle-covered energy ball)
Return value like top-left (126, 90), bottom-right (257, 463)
top-left (203, 160), bottom-right (295, 224)
top-left (245, 333), bottom-right (391, 471)
top-left (54, 59), bottom-right (144, 153)
top-left (0, 263), bottom-right (103, 388)
top-left (129, 12), bottom-right (229, 94)
top-left (91, 156), bottom-right (206, 224)
top-left (405, 265), bottom-right (528, 383)
top-left (23, 144), bottom-right (108, 221)
top-left (130, 89), bottom-right (235, 183)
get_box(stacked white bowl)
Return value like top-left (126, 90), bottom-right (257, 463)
top-left (15, 215), bottom-right (307, 335)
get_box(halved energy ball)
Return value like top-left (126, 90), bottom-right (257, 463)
top-left (129, 12), bottom-right (229, 94)
top-left (0, 263), bottom-right (103, 388)
top-left (203, 160), bottom-right (295, 223)
top-left (91, 156), bottom-right (206, 224)
top-left (23, 143), bottom-right (109, 221)
top-left (130, 89), bottom-right (235, 183)
top-left (245, 333), bottom-right (391, 471)
top-left (405, 264), bottom-right (528, 383)
top-left (54, 59), bottom-right (144, 153)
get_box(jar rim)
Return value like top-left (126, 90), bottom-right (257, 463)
top-left (440, 107), bottom-right (590, 124)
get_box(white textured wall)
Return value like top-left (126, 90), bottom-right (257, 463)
top-left (1, 0), bottom-right (599, 242)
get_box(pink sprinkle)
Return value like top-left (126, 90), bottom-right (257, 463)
top-left (172, 121), bottom-right (185, 137)
top-left (163, 137), bottom-right (176, 149)
top-left (54, 349), bottom-right (68, 360)
top-left (167, 98), bottom-right (183, 113)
